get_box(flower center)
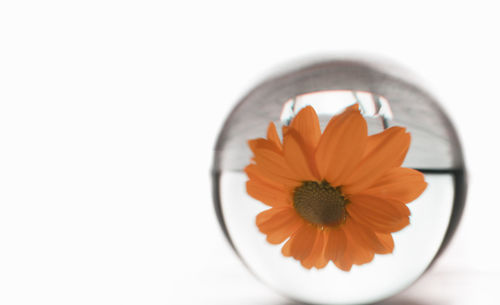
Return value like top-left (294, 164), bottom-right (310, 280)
top-left (293, 180), bottom-right (348, 226)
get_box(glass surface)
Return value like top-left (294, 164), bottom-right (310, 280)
top-left (212, 59), bottom-right (466, 305)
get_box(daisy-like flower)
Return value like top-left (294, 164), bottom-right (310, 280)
top-left (245, 105), bottom-right (427, 271)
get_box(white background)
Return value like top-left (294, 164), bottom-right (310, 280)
top-left (0, 1), bottom-right (499, 304)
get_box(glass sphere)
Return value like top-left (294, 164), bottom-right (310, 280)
top-left (212, 58), bottom-right (466, 304)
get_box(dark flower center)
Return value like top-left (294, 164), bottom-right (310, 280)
top-left (293, 180), bottom-right (348, 226)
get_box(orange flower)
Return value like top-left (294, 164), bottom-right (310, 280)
top-left (245, 105), bottom-right (427, 271)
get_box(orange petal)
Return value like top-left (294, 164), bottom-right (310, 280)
top-left (245, 164), bottom-right (290, 190)
top-left (333, 239), bottom-right (369, 271)
top-left (248, 138), bottom-right (281, 155)
top-left (286, 224), bottom-right (318, 261)
top-left (284, 129), bottom-right (321, 179)
top-left (253, 147), bottom-right (290, 174)
top-left (251, 148), bottom-right (302, 188)
top-left (288, 106), bottom-right (321, 156)
top-left (314, 240), bottom-right (329, 269)
top-left (375, 232), bottom-right (394, 254)
top-left (249, 123), bottom-right (282, 153)
top-left (342, 217), bottom-right (391, 254)
top-left (266, 122), bottom-right (282, 148)
top-left (315, 105), bottom-right (367, 186)
top-left (283, 132), bottom-right (316, 181)
top-left (342, 127), bottom-right (411, 194)
top-left (333, 254), bottom-right (353, 271)
top-left (256, 207), bottom-right (303, 245)
top-left (282, 125), bottom-right (289, 137)
top-left (281, 235), bottom-right (294, 257)
top-left (346, 194), bottom-right (410, 233)
top-left (266, 220), bottom-right (304, 244)
top-left (359, 167), bottom-right (427, 203)
top-left (301, 229), bottom-right (330, 269)
top-left (334, 221), bottom-right (376, 270)
top-left (245, 164), bottom-right (298, 191)
top-left (246, 179), bottom-right (290, 208)
top-left (343, 237), bottom-right (375, 267)
top-left (323, 227), bottom-right (347, 263)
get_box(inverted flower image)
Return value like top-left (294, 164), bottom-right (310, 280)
top-left (245, 105), bottom-right (427, 271)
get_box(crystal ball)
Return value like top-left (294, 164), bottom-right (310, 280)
top-left (212, 58), bottom-right (466, 304)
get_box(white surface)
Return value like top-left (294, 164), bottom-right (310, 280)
top-left (0, 1), bottom-right (499, 304)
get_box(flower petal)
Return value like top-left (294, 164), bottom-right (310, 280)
top-left (266, 122), bottom-right (282, 148)
top-left (246, 178), bottom-right (290, 207)
top-left (346, 194), bottom-right (410, 233)
top-left (342, 217), bottom-right (392, 254)
top-left (245, 164), bottom-right (300, 191)
top-left (265, 217), bottom-right (304, 245)
top-left (315, 105), bottom-right (367, 186)
top-left (248, 124), bottom-right (283, 158)
top-left (256, 207), bottom-right (303, 245)
top-left (375, 232), bottom-right (394, 254)
top-left (342, 127), bottom-right (410, 194)
top-left (342, 236), bottom-right (375, 267)
top-left (300, 229), bottom-right (327, 269)
top-left (284, 224), bottom-right (318, 261)
top-left (334, 226), bottom-right (374, 271)
top-left (283, 132), bottom-right (316, 181)
top-left (323, 227), bottom-right (347, 264)
top-left (359, 167), bottom-right (427, 203)
top-left (245, 164), bottom-right (291, 189)
top-left (248, 138), bottom-right (280, 156)
top-left (251, 147), bottom-right (302, 188)
top-left (288, 106), bottom-right (321, 155)
top-left (281, 235), bottom-right (293, 257)
top-left (333, 253), bottom-right (353, 271)
top-left (314, 233), bottom-right (330, 269)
